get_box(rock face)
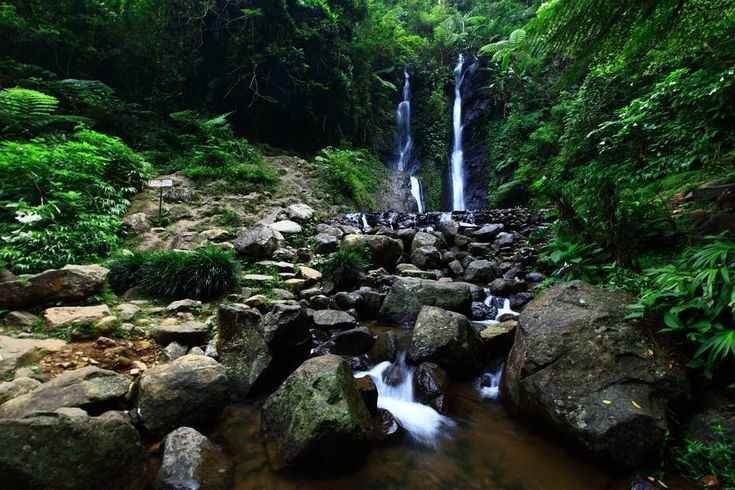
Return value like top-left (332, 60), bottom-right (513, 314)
top-left (0, 335), bottom-right (66, 377)
top-left (0, 264), bottom-right (109, 309)
top-left (0, 366), bottom-right (131, 418)
top-left (0, 410), bottom-right (145, 490)
top-left (234, 224), bottom-right (284, 259)
top-left (378, 277), bottom-right (473, 326)
top-left (151, 320), bottom-right (209, 347)
top-left (137, 355), bottom-right (228, 437)
top-left (502, 282), bottom-right (689, 470)
top-left (341, 234), bottom-right (403, 270)
top-left (407, 306), bottom-right (483, 378)
top-left (0, 377), bottom-right (41, 405)
top-left (262, 355), bottom-right (371, 467)
top-left (157, 427), bottom-right (231, 490)
top-left (43, 305), bottom-right (112, 329)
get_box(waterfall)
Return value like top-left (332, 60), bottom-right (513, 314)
top-left (395, 70), bottom-right (425, 213)
top-left (477, 364), bottom-right (504, 400)
top-left (410, 176), bottom-right (424, 213)
top-left (355, 353), bottom-right (454, 447)
top-left (450, 54), bottom-right (466, 211)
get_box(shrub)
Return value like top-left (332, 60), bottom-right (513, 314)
top-left (107, 247), bottom-right (240, 300)
top-left (676, 425), bottom-right (735, 489)
top-left (313, 147), bottom-right (386, 210)
top-left (321, 249), bottom-right (369, 291)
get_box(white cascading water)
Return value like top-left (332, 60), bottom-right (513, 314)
top-left (355, 354), bottom-right (454, 447)
top-left (450, 54), bottom-right (466, 211)
top-left (396, 70), bottom-right (425, 213)
top-left (410, 176), bottom-right (424, 213)
top-left (476, 364), bottom-right (504, 400)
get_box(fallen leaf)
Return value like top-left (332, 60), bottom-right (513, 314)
top-left (702, 475), bottom-right (719, 487)
top-left (602, 400), bottom-right (612, 405)
top-left (657, 480), bottom-right (669, 489)
top-left (632, 400), bottom-right (642, 409)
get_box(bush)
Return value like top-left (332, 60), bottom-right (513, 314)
top-left (313, 147), bottom-right (386, 210)
top-left (321, 249), bottom-right (369, 291)
top-left (107, 247), bottom-right (240, 300)
top-left (676, 425), bottom-right (735, 489)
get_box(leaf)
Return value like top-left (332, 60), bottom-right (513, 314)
top-left (631, 400), bottom-right (642, 409)
top-left (602, 400), bottom-right (612, 405)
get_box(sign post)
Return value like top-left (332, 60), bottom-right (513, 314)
top-left (148, 179), bottom-right (173, 223)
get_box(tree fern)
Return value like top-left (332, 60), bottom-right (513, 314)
top-left (0, 87), bottom-right (58, 133)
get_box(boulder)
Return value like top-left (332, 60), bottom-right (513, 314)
top-left (0, 377), bottom-right (41, 405)
top-left (331, 327), bottom-right (375, 356)
top-left (502, 282), bottom-right (689, 469)
top-left (414, 362), bottom-right (449, 413)
top-left (299, 265), bottom-right (322, 282)
top-left (3, 310), bottom-right (39, 327)
top-left (312, 309), bottom-right (358, 330)
top-left (411, 246), bottom-right (442, 270)
top-left (411, 231), bottom-right (445, 253)
top-left (0, 366), bottom-right (131, 418)
top-left (314, 233), bottom-right (339, 254)
top-left (478, 320), bottom-right (517, 356)
top-left (408, 306), bottom-right (484, 378)
top-left (151, 320), bottom-right (209, 347)
top-left (234, 224), bottom-right (284, 259)
top-left (378, 277), bottom-right (473, 327)
top-left (123, 212), bottom-right (151, 233)
top-left (262, 355), bottom-right (371, 467)
top-left (43, 305), bottom-right (111, 330)
top-left (162, 342), bottom-right (188, 362)
top-left (368, 329), bottom-right (411, 364)
top-left (0, 410), bottom-right (145, 490)
top-left (137, 355), bottom-right (228, 437)
top-left (287, 203), bottom-right (316, 222)
top-left (355, 287), bottom-right (385, 319)
top-left (463, 260), bottom-right (497, 284)
top-left (472, 223), bottom-right (504, 242)
top-left (270, 220), bottom-right (303, 235)
top-left (166, 299), bottom-right (202, 313)
top-left (0, 264), bottom-right (109, 309)
top-left (116, 303), bottom-right (141, 321)
top-left (493, 232), bottom-right (515, 249)
top-left (0, 335), bottom-right (66, 377)
top-left (341, 234), bottom-right (404, 269)
top-left (157, 427), bottom-right (231, 490)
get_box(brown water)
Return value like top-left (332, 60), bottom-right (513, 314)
top-left (213, 381), bottom-right (629, 490)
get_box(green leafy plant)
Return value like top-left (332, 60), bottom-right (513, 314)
top-left (0, 87), bottom-right (58, 133)
top-left (540, 234), bottom-right (610, 283)
top-left (675, 424), bottom-right (735, 490)
top-left (321, 248), bottom-right (369, 291)
top-left (313, 147), bottom-right (387, 210)
top-left (107, 252), bottom-right (148, 294)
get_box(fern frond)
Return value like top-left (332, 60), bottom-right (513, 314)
top-left (0, 87), bottom-right (59, 132)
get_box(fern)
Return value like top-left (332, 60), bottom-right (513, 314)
top-left (0, 87), bottom-right (59, 133)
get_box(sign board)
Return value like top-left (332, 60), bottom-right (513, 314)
top-left (148, 179), bottom-right (173, 189)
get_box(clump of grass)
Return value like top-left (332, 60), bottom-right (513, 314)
top-left (675, 424), bottom-right (735, 489)
top-left (108, 247), bottom-right (239, 300)
top-left (321, 248), bottom-right (369, 291)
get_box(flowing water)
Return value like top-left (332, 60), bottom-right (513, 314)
top-left (410, 176), bottom-right (424, 213)
top-left (395, 70), bottom-right (425, 213)
top-left (450, 54), bottom-right (466, 211)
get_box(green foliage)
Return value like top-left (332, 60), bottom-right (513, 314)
top-left (0, 87), bottom-right (58, 133)
top-left (108, 247), bottom-right (240, 300)
top-left (313, 147), bottom-right (387, 210)
top-left (0, 130), bottom-right (151, 273)
top-left (540, 234), bottom-right (610, 283)
top-left (321, 248), bottom-right (369, 292)
top-left (630, 238), bottom-right (735, 376)
top-left (676, 425), bottom-right (735, 489)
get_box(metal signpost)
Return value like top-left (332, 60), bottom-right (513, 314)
top-left (148, 179), bottom-right (173, 222)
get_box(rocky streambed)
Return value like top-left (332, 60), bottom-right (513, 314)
top-left (0, 205), bottom-right (707, 490)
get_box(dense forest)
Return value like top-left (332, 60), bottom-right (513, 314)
top-left (0, 1), bottom-right (734, 489)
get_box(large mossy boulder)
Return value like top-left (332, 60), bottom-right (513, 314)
top-left (0, 366), bottom-right (131, 418)
top-left (262, 355), bottom-right (371, 467)
top-left (340, 234), bottom-right (403, 269)
top-left (0, 264), bottom-right (109, 309)
top-left (407, 306), bottom-right (484, 378)
top-left (137, 355), bottom-right (228, 437)
top-left (378, 277), bottom-right (473, 326)
top-left (0, 409), bottom-right (145, 490)
top-left (502, 281), bottom-right (689, 470)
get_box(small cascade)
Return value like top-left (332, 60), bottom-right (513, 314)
top-left (476, 364), bottom-right (504, 400)
top-left (410, 176), bottom-right (424, 213)
top-left (450, 54), bottom-right (466, 211)
top-left (396, 71), bottom-right (413, 172)
top-left (355, 353), bottom-right (454, 447)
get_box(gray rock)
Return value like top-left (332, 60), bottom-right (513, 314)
top-left (525, 271), bottom-right (546, 283)
top-left (312, 309), bottom-right (358, 330)
top-left (414, 362), bottom-right (449, 412)
top-left (502, 282), bottom-right (689, 469)
top-left (472, 223), bottom-right (504, 242)
top-left (411, 246), bottom-right (442, 270)
top-left (0, 264), bottom-right (108, 309)
top-left (123, 212), bottom-right (151, 233)
top-left (314, 233), bottom-right (339, 254)
top-left (287, 203), bottom-right (315, 222)
top-left (162, 342), bottom-right (189, 362)
top-left (3, 311), bottom-right (40, 327)
top-left (137, 355), bottom-right (228, 437)
top-left (0, 376), bottom-right (41, 405)
top-left (378, 277), bottom-right (473, 327)
top-left (448, 259), bottom-right (464, 277)
top-left (157, 427), bottom-right (231, 490)
top-left (234, 224), bottom-right (284, 259)
top-left (408, 306), bottom-right (483, 378)
top-left (341, 234), bottom-right (404, 269)
top-left (166, 299), bottom-right (202, 313)
top-left (493, 232), bottom-right (515, 249)
top-left (411, 231), bottom-right (445, 253)
top-left (0, 366), bottom-right (131, 418)
top-left (151, 320), bottom-right (209, 347)
top-left (463, 260), bottom-right (497, 284)
top-left (270, 220), bottom-right (303, 235)
top-left (355, 287), bottom-right (384, 319)
top-left (331, 327), bottom-right (375, 356)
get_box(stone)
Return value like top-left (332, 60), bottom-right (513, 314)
top-left (448, 259), bottom-right (464, 277)
top-left (0, 410), bottom-right (145, 490)
top-left (123, 212), bottom-right (151, 233)
top-left (354, 375), bottom-right (378, 414)
top-left (0, 335), bottom-right (66, 376)
top-left (316, 223), bottom-right (344, 238)
top-left (234, 224), bottom-right (284, 259)
top-left (684, 391), bottom-right (735, 446)
top-left (493, 232), bottom-right (515, 249)
top-left (368, 329), bottom-right (411, 364)
top-left (272, 247), bottom-right (298, 262)
top-left (271, 288), bottom-right (296, 300)
top-left (0, 367), bottom-right (131, 418)
top-left (284, 278), bottom-right (307, 292)
top-left (43, 305), bottom-right (111, 330)
top-left (334, 291), bottom-right (361, 310)
top-left (3, 310), bottom-right (40, 327)
top-left (137, 355), bottom-right (228, 437)
top-left (242, 273), bottom-right (276, 284)
top-left (162, 342), bottom-right (188, 362)
top-left (378, 277), bottom-right (473, 327)
top-left (489, 278), bottom-right (526, 296)
top-left (509, 292), bottom-right (534, 310)
top-left (0, 264), bottom-right (110, 309)
top-left (472, 223), bottom-right (504, 242)
top-left (341, 234), bottom-right (404, 269)
top-left (166, 299), bottom-right (202, 313)
top-left (0, 376), bottom-right (41, 405)
top-left (478, 320), bottom-right (517, 356)
top-left (200, 228), bottom-right (231, 242)
top-left (270, 220), bottom-right (303, 235)
top-left (502, 282), bottom-right (689, 470)
top-left (287, 203), bottom-right (316, 222)
top-left (525, 271), bottom-right (546, 283)
top-left (299, 265), bottom-right (322, 282)
top-left (331, 327), bottom-right (375, 356)
top-left (414, 362), bottom-right (448, 413)
top-left (151, 320), bottom-right (209, 347)
top-left (93, 316), bottom-right (120, 336)
top-left (116, 303), bottom-right (140, 321)
top-left (314, 233), bottom-right (339, 254)
top-left (463, 259), bottom-right (497, 284)
top-left (157, 427), bottom-right (231, 490)
top-left (355, 287), bottom-right (384, 319)
top-left (312, 309), bottom-right (358, 330)
top-left (411, 246), bottom-right (442, 270)
top-left (411, 231), bottom-right (445, 253)
top-left (408, 306), bottom-right (484, 378)
top-left (262, 355), bottom-right (371, 467)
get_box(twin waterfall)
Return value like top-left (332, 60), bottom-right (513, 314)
top-left (394, 55), bottom-right (467, 213)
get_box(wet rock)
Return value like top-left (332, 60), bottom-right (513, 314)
top-left (3, 310), bottom-right (40, 327)
top-left (312, 309), bottom-right (358, 330)
top-left (368, 329), bottom-right (411, 363)
top-left (489, 278), bottom-right (527, 296)
top-left (314, 233), bottom-right (339, 254)
top-left (463, 259), bottom-right (497, 284)
top-left (43, 305), bottom-right (111, 330)
top-left (332, 327), bottom-right (375, 356)
top-left (493, 232), bottom-right (515, 249)
top-left (137, 355), bottom-right (228, 437)
top-left (375, 408), bottom-right (402, 441)
top-left (472, 223), bottom-right (504, 242)
top-left (0, 264), bottom-right (109, 309)
top-left (414, 362), bottom-right (449, 412)
top-left (234, 224), bottom-right (284, 259)
top-left (509, 292), bottom-right (533, 310)
top-left (378, 277), bottom-right (473, 327)
top-left (448, 259), bottom-right (464, 277)
top-left (309, 295), bottom-right (332, 309)
top-left (162, 342), bottom-right (188, 362)
top-left (151, 320), bottom-right (209, 347)
top-left (355, 375), bottom-right (378, 414)
top-left (0, 367), bottom-right (131, 418)
top-left (334, 291), bottom-right (361, 310)
top-left (469, 242), bottom-right (492, 256)
top-left (0, 377), bottom-right (41, 405)
top-left (355, 287), bottom-right (385, 319)
top-left (408, 306), bottom-right (484, 378)
top-left (411, 246), bottom-right (442, 270)
top-left (157, 427), bottom-right (231, 490)
top-left (341, 234), bottom-right (404, 270)
top-left (262, 355), bottom-right (371, 467)
top-left (478, 320), bottom-right (517, 356)
top-left (471, 301), bottom-right (496, 321)
top-left (0, 410), bottom-right (145, 490)
top-left (502, 281), bottom-right (689, 469)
